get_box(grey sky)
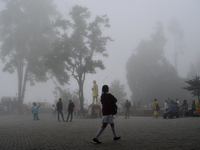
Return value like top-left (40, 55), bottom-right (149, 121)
top-left (0, 0), bottom-right (200, 105)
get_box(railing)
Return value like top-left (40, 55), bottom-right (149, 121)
top-left (118, 109), bottom-right (164, 116)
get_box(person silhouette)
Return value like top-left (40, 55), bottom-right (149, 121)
top-left (93, 85), bottom-right (121, 144)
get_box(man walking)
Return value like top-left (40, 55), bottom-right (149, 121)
top-left (56, 98), bottom-right (65, 121)
top-left (66, 100), bottom-right (75, 122)
top-left (125, 100), bottom-right (131, 119)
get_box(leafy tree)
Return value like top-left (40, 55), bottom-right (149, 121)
top-left (109, 80), bottom-right (127, 105)
top-left (46, 5), bottom-right (112, 113)
top-left (183, 75), bottom-right (200, 102)
top-left (0, 0), bottom-right (59, 109)
top-left (186, 63), bottom-right (197, 79)
top-left (126, 22), bottom-right (183, 107)
top-left (196, 55), bottom-right (200, 75)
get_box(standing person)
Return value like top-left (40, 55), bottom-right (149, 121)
top-left (164, 100), bottom-right (169, 111)
top-left (173, 101), bottom-right (179, 112)
top-left (93, 85), bottom-right (121, 144)
top-left (149, 102), bottom-right (152, 110)
top-left (180, 100), bottom-right (188, 116)
top-left (32, 102), bottom-right (41, 120)
top-left (51, 105), bottom-right (56, 118)
top-left (124, 100), bottom-right (131, 119)
top-left (56, 98), bottom-right (65, 122)
top-left (169, 100), bottom-right (174, 111)
top-left (153, 99), bottom-right (159, 118)
top-left (176, 98), bottom-right (179, 106)
top-left (66, 100), bottom-right (75, 122)
top-left (192, 100), bottom-right (196, 112)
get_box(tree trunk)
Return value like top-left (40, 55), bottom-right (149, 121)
top-left (73, 71), bottom-right (86, 116)
top-left (78, 81), bottom-right (84, 115)
top-left (21, 66), bottom-right (28, 104)
top-left (17, 58), bottom-right (29, 114)
top-left (17, 59), bottom-right (23, 113)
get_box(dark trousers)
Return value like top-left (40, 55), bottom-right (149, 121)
top-left (57, 110), bottom-right (64, 121)
top-left (66, 111), bottom-right (73, 121)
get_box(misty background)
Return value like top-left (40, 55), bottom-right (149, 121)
top-left (0, 0), bottom-right (200, 109)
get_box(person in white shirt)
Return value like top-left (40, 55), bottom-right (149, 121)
top-left (164, 100), bottom-right (169, 111)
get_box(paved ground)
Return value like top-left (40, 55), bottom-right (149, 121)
top-left (0, 113), bottom-right (199, 150)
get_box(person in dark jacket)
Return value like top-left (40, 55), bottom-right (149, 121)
top-left (66, 100), bottom-right (75, 122)
top-left (56, 98), bottom-right (65, 122)
top-left (173, 102), bottom-right (179, 112)
top-left (93, 85), bottom-right (121, 144)
top-left (192, 100), bottom-right (196, 112)
top-left (180, 100), bottom-right (188, 116)
top-left (125, 100), bottom-right (131, 119)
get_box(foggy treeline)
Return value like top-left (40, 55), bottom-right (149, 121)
top-left (126, 22), bottom-right (197, 108)
top-left (0, 0), bottom-right (199, 112)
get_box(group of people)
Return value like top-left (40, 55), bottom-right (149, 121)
top-left (31, 98), bottom-right (75, 122)
top-left (165, 99), bottom-right (190, 116)
top-left (165, 99), bottom-right (180, 112)
top-left (153, 99), bottom-right (185, 118)
top-left (55, 98), bottom-right (75, 122)
top-left (31, 80), bottom-right (200, 145)
top-left (153, 98), bottom-right (200, 118)
top-left (30, 83), bottom-right (121, 144)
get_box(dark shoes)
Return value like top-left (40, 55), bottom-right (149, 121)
top-left (93, 138), bottom-right (101, 144)
top-left (93, 137), bottom-right (120, 144)
top-left (114, 137), bottom-right (121, 141)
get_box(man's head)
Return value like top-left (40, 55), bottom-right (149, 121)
top-left (93, 80), bottom-right (96, 84)
top-left (69, 100), bottom-right (72, 103)
top-left (59, 98), bottom-right (62, 102)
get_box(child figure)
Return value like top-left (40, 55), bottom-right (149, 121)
top-left (32, 102), bottom-right (41, 120)
top-left (24, 105), bottom-right (29, 115)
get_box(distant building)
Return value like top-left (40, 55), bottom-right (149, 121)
top-left (0, 96), bottom-right (18, 114)
top-left (1, 96), bottom-right (18, 104)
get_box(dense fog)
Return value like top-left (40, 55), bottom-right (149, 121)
top-left (0, 0), bottom-right (200, 111)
